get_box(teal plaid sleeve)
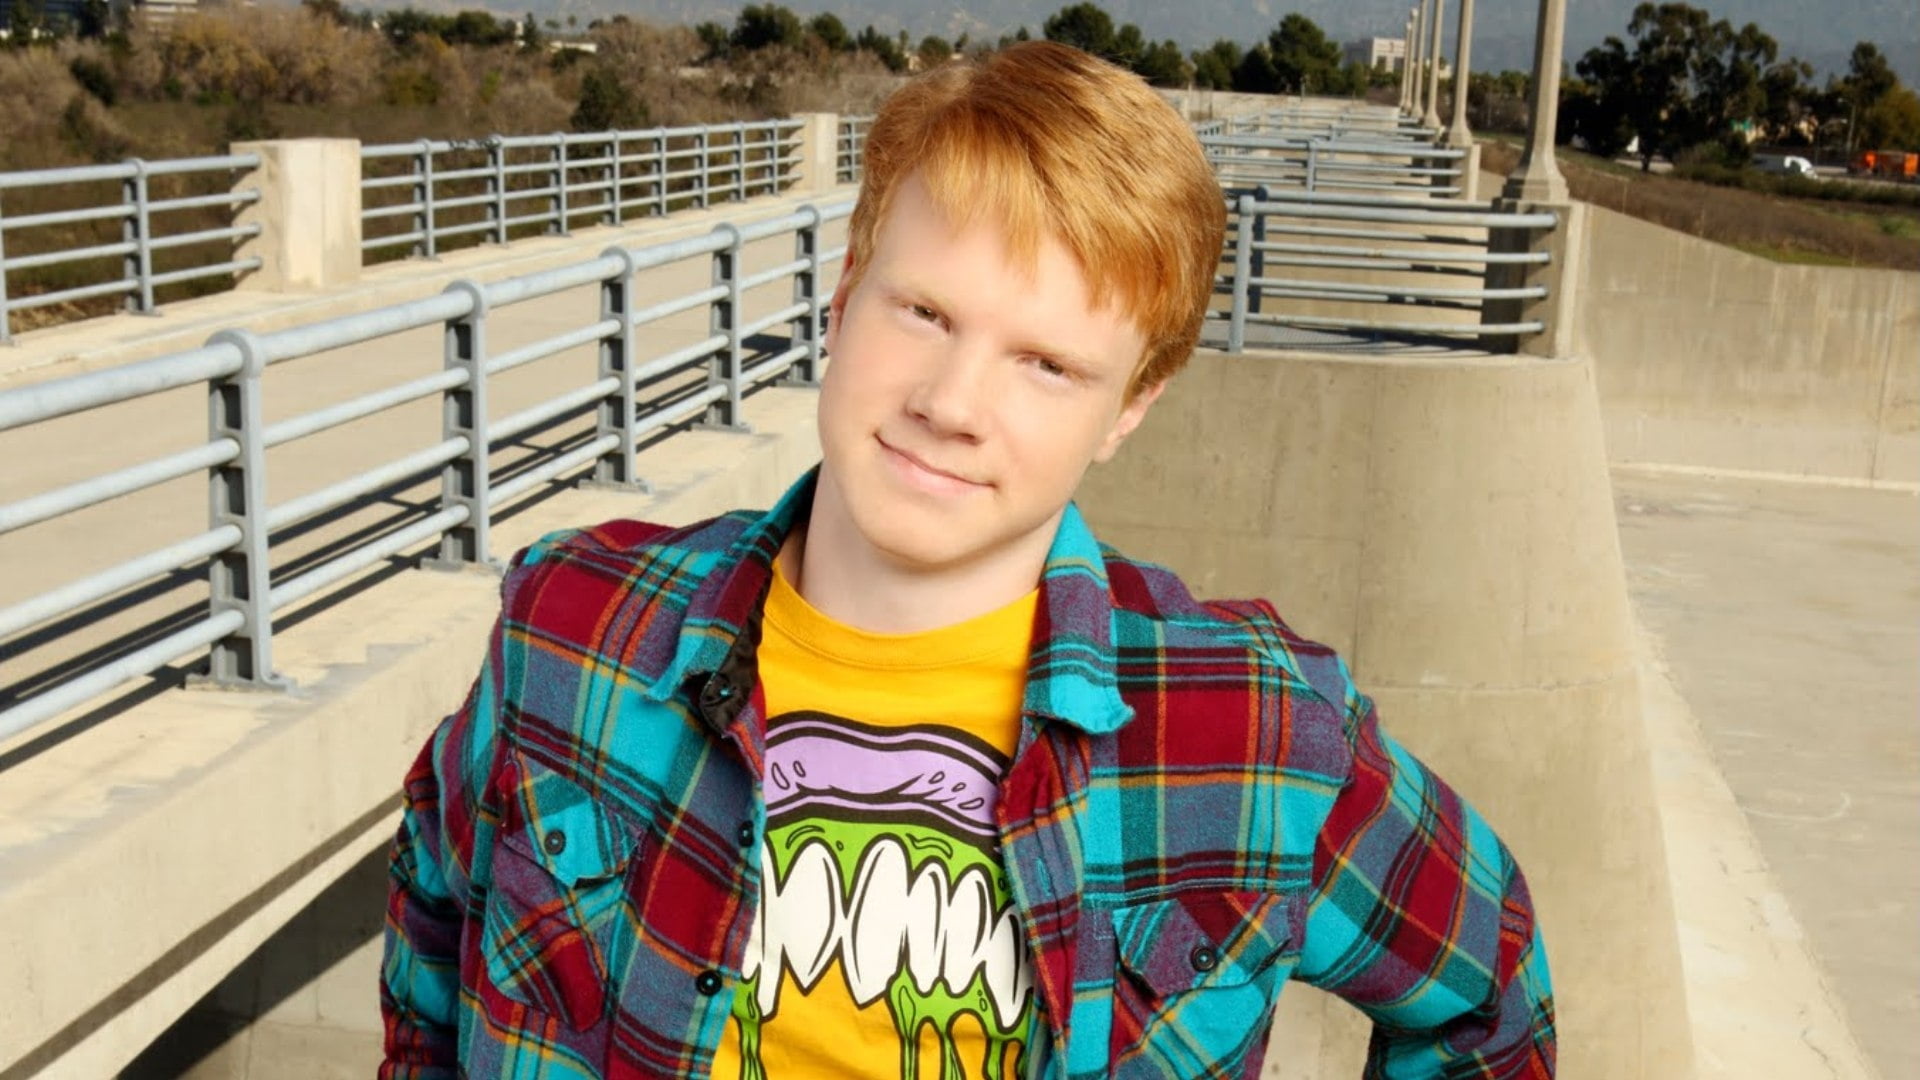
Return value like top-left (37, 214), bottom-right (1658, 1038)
top-left (1298, 673), bottom-right (1556, 1079)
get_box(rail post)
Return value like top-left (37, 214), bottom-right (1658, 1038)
top-left (607, 132), bottom-right (623, 227)
top-left (653, 132), bottom-right (668, 216)
top-left (784, 204), bottom-right (825, 387)
top-left (590, 246), bottom-right (648, 489)
top-left (124, 159), bottom-right (156, 314)
top-left (703, 222), bottom-right (749, 430)
top-left (202, 328), bottom-right (284, 688)
top-left (0, 192), bottom-right (12, 346)
top-left (1306, 141), bottom-right (1320, 192)
top-left (489, 136), bottom-right (509, 244)
top-left (551, 133), bottom-right (571, 237)
top-left (1249, 185), bottom-right (1269, 316)
top-left (1228, 194), bottom-right (1254, 354)
top-left (414, 139), bottom-right (437, 259)
top-left (697, 128), bottom-right (712, 209)
top-left (434, 280), bottom-right (493, 565)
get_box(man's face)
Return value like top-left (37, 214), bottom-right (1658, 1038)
top-left (815, 172), bottom-right (1162, 577)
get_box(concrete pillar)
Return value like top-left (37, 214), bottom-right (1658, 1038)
top-left (793, 112), bottom-right (842, 195)
top-left (1502, 0), bottom-right (1571, 204)
top-left (231, 139), bottom-right (361, 292)
top-left (1421, 0), bottom-right (1446, 129)
top-left (1445, 0), bottom-right (1477, 147)
top-left (1075, 346), bottom-right (1698, 1080)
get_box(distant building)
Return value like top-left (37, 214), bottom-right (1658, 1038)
top-left (1346, 37), bottom-right (1407, 73)
top-left (132, 0), bottom-right (198, 23)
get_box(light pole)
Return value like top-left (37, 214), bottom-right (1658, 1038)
top-left (1401, 15), bottom-right (1417, 113)
top-left (1503, 0), bottom-right (1570, 203)
top-left (1422, 0), bottom-right (1446, 130)
top-left (1410, 0), bottom-right (1429, 120)
top-left (1445, 0), bottom-right (1477, 146)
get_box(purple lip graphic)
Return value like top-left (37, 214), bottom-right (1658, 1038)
top-left (765, 713), bottom-right (1008, 843)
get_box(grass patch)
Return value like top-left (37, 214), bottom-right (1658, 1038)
top-left (1480, 140), bottom-right (1920, 271)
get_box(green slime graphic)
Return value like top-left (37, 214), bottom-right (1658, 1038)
top-left (729, 818), bottom-right (1028, 1080)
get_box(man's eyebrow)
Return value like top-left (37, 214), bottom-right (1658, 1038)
top-left (883, 272), bottom-right (1100, 370)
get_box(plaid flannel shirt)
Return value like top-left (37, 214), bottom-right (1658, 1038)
top-left (381, 470), bottom-right (1555, 1079)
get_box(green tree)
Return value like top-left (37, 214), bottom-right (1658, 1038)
top-left (1233, 43), bottom-right (1279, 93)
top-left (572, 63), bottom-right (648, 131)
top-left (856, 24), bottom-right (906, 72)
top-left (1570, 3), bottom-right (1782, 170)
top-left (1042, 3), bottom-right (1115, 60)
top-left (1859, 85), bottom-right (1920, 150)
top-left (1191, 39), bottom-right (1242, 90)
top-left (694, 20), bottom-right (729, 61)
top-left (730, 3), bottom-right (802, 52)
top-left (917, 34), bottom-right (951, 68)
top-left (1110, 22), bottom-right (1145, 69)
top-left (1134, 39), bottom-right (1190, 87)
top-left (807, 12), bottom-right (850, 52)
top-left (1266, 14), bottom-right (1344, 95)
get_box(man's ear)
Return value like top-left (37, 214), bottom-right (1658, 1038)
top-left (825, 251), bottom-right (857, 354)
top-left (1093, 379), bottom-right (1166, 464)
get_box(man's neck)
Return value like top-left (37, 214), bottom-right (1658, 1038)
top-left (784, 490), bottom-right (1054, 636)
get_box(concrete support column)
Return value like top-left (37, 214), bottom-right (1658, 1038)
top-left (1076, 346), bottom-right (1697, 1080)
top-left (1445, 0), bottom-right (1477, 147)
top-left (1502, 0), bottom-right (1571, 204)
top-left (792, 112), bottom-right (841, 195)
top-left (1422, 0), bottom-right (1446, 129)
top-left (231, 140), bottom-right (361, 292)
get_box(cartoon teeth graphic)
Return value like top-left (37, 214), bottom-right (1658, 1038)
top-left (732, 714), bottom-right (1033, 1080)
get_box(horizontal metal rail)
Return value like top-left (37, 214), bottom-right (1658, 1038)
top-left (0, 197), bottom-right (851, 743)
top-left (359, 121), bottom-right (805, 263)
top-left (0, 153), bottom-right (263, 344)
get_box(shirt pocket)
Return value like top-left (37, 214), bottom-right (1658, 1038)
top-left (481, 752), bottom-right (641, 1031)
top-left (1109, 889), bottom-right (1300, 1077)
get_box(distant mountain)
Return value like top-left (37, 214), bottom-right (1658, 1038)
top-left (395, 0), bottom-right (1919, 85)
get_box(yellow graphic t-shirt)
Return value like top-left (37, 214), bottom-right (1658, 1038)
top-left (709, 563), bottom-right (1038, 1080)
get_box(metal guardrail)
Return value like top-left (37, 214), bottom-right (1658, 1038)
top-left (360, 120), bottom-right (804, 262)
top-left (0, 155), bottom-right (264, 346)
top-left (837, 116), bottom-right (873, 184)
top-left (1203, 133), bottom-right (1466, 197)
top-left (1215, 186), bottom-right (1558, 348)
top-left (0, 199), bottom-right (851, 743)
top-left (1222, 107), bottom-right (1432, 143)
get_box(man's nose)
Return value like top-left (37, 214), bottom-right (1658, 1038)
top-left (905, 339), bottom-right (993, 440)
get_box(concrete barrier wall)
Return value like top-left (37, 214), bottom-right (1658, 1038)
top-left (1574, 204), bottom-right (1920, 486)
top-left (1076, 349), bottom-right (1695, 1078)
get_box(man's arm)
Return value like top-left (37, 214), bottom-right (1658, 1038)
top-left (379, 553), bottom-right (537, 1077)
top-left (1300, 690), bottom-right (1556, 1079)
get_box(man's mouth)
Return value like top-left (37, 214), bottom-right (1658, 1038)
top-left (878, 438), bottom-right (987, 491)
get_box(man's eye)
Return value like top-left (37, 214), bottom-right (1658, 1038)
top-left (1030, 356), bottom-right (1068, 379)
top-left (909, 304), bottom-right (939, 322)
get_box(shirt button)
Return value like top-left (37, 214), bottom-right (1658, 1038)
top-left (1189, 945), bottom-right (1219, 973)
top-left (695, 970), bottom-right (725, 996)
top-left (701, 675), bottom-right (736, 706)
top-left (737, 822), bottom-right (755, 848)
top-left (543, 830), bottom-right (567, 856)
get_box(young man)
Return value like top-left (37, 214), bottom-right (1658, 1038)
top-left (381, 41), bottom-right (1555, 1080)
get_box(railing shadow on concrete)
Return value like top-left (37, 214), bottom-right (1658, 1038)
top-left (0, 199), bottom-right (851, 748)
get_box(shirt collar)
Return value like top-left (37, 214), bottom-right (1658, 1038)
top-left (653, 468), bottom-right (1134, 735)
